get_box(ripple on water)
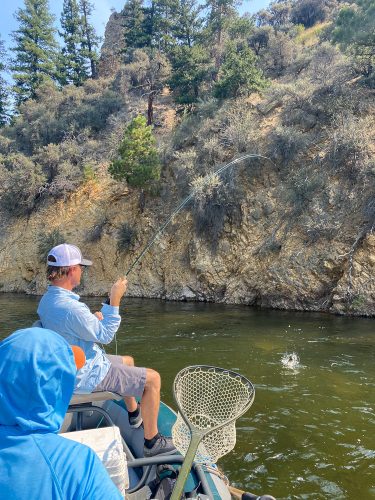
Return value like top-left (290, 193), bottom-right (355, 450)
top-left (305, 475), bottom-right (345, 498)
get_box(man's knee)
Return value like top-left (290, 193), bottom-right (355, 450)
top-left (145, 368), bottom-right (161, 391)
top-left (122, 355), bottom-right (134, 366)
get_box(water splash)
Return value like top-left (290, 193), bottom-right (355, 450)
top-left (281, 352), bottom-right (300, 370)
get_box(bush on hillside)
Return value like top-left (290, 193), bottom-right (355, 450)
top-left (268, 125), bottom-right (312, 167)
top-left (172, 99), bottom-right (219, 150)
top-left (0, 153), bottom-right (46, 215)
top-left (3, 79), bottom-right (123, 155)
top-left (86, 216), bottom-right (109, 243)
top-left (283, 170), bottom-right (326, 217)
top-left (33, 141), bottom-right (83, 199)
top-left (192, 174), bottom-right (243, 251)
top-left (326, 117), bottom-right (373, 182)
top-left (117, 223), bottom-right (137, 252)
top-left (219, 102), bottom-right (261, 154)
top-left (259, 30), bottom-right (301, 77)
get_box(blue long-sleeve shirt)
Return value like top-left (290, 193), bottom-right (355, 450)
top-left (0, 327), bottom-right (122, 500)
top-left (37, 286), bottom-right (121, 393)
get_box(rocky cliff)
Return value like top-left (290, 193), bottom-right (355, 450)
top-left (0, 159), bottom-right (374, 316)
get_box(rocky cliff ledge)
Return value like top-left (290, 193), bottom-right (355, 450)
top-left (0, 173), bottom-right (373, 317)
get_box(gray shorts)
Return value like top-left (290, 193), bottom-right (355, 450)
top-left (94, 354), bottom-right (147, 399)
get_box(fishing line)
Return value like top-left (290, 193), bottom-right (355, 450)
top-left (125, 153), bottom-right (272, 277)
top-left (109, 153), bottom-right (272, 354)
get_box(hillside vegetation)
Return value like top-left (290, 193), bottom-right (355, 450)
top-left (0, 0), bottom-right (374, 316)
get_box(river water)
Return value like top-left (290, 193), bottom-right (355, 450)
top-left (0, 294), bottom-right (374, 499)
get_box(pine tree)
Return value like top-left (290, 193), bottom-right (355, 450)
top-left (0, 38), bottom-right (10, 127)
top-left (213, 41), bottom-right (267, 98)
top-left (109, 115), bottom-right (161, 189)
top-left (11, 0), bottom-right (59, 105)
top-left (204, 0), bottom-right (239, 71)
top-left (141, 0), bottom-right (179, 53)
top-left (79, 0), bottom-right (100, 78)
top-left (168, 45), bottom-right (211, 104)
top-left (122, 0), bottom-right (149, 54)
top-left (173, 0), bottom-right (203, 47)
top-left (59, 0), bottom-right (88, 85)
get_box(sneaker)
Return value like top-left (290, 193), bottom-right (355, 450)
top-left (128, 405), bottom-right (143, 429)
top-left (143, 434), bottom-right (177, 457)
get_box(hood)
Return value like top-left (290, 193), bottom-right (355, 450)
top-left (0, 327), bottom-right (76, 433)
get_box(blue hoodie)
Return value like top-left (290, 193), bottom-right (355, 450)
top-left (0, 327), bottom-right (122, 500)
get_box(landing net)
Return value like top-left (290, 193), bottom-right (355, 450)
top-left (172, 365), bottom-right (255, 464)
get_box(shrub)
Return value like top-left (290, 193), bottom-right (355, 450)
top-left (219, 102), bottom-right (261, 154)
top-left (4, 79), bottom-right (123, 155)
top-left (269, 125), bottom-right (312, 167)
top-left (38, 229), bottom-right (66, 262)
top-left (0, 153), bottom-right (46, 215)
top-left (325, 117), bottom-right (373, 182)
top-left (284, 168), bottom-right (325, 215)
top-left (259, 31), bottom-right (301, 77)
top-left (86, 217), bottom-right (108, 243)
top-left (33, 142), bottom-right (82, 199)
top-left (117, 223), bottom-right (137, 252)
top-left (83, 164), bottom-right (97, 182)
top-left (192, 177), bottom-right (243, 251)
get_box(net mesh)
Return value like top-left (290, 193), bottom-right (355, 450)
top-left (172, 366), bottom-right (255, 463)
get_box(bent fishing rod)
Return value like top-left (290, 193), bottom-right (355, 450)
top-left (105, 153), bottom-right (272, 304)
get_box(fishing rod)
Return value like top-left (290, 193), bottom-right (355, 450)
top-left (126, 153), bottom-right (271, 277)
top-left (107, 153), bottom-right (272, 353)
top-left (106, 153), bottom-right (272, 306)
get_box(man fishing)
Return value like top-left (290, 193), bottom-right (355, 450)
top-left (37, 243), bottom-right (176, 457)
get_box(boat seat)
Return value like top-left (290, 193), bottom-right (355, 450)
top-left (66, 391), bottom-right (123, 432)
top-left (69, 391), bottom-right (122, 406)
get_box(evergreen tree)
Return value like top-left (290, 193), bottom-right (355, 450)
top-left (59, 0), bottom-right (88, 85)
top-left (0, 38), bottom-right (10, 127)
top-left (141, 0), bottom-right (179, 53)
top-left (122, 0), bottom-right (150, 53)
top-left (213, 41), bottom-right (267, 98)
top-left (79, 0), bottom-right (100, 78)
top-left (109, 115), bottom-right (161, 189)
top-left (173, 0), bottom-right (204, 47)
top-left (204, 0), bottom-right (239, 71)
top-left (168, 45), bottom-right (211, 104)
top-left (11, 0), bottom-right (59, 105)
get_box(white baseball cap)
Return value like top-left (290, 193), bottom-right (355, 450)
top-left (47, 244), bottom-right (92, 267)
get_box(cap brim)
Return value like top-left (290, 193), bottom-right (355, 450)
top-left (80, 259), bottom-right (92, 266)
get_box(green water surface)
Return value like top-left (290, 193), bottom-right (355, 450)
top-left (0, 294), bottom-right (374, 499)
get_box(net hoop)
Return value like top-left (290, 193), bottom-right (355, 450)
top-left (172, 365), bottom-right (255, 463)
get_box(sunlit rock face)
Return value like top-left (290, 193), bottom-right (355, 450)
top-left (330, 234), bottom-right (375, 316)
top-left (0, 174), bottom-right (374, 317)
top-left (98, 11), bottom-right (125, 78)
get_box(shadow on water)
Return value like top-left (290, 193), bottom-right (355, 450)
top-left (0, 294), bottom-right (374, 499)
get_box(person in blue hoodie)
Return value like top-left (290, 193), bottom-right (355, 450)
top-left (0, 327), bottom-right (122, 500)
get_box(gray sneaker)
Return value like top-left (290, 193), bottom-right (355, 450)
top-left (128, 405), bottom-right (143, 429)
top-left (143, 435), bottom-right (177, 457)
